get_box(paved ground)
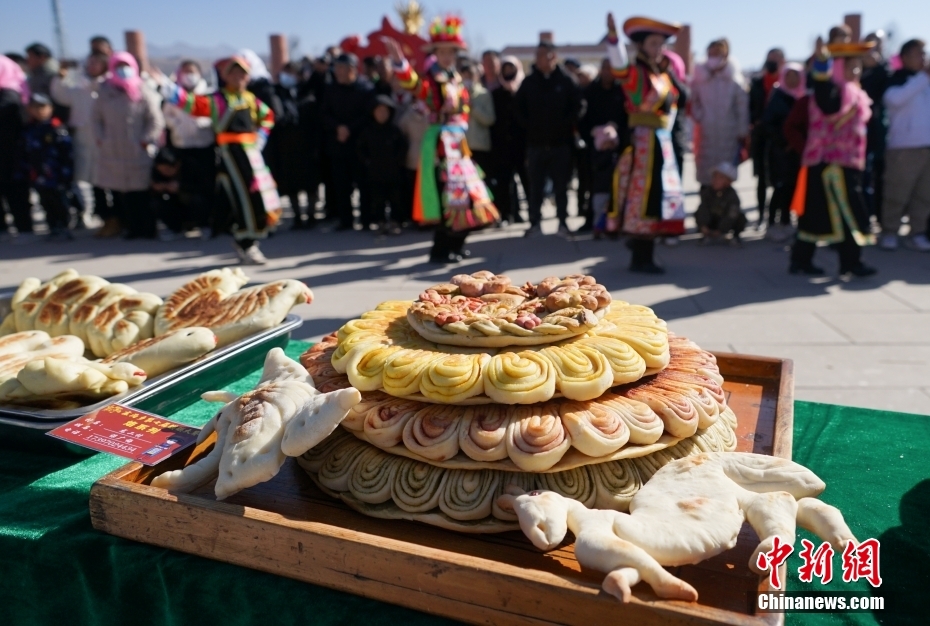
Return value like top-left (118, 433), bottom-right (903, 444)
top-left (3, 157), bottom-right (929, 415)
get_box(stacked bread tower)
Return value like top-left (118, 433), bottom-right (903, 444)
top-left (299, 272), bottom-right (737, 532)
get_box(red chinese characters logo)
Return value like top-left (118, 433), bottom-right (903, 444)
top-left (798, 539), bottom-right (834, 584)
top-left (756, 536), bottom-right (794, 589)
top-left (842, 539), bottom-right (882, 587)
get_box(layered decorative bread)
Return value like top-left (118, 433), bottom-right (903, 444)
top-left (327, 299), bottom-right (669, 405)
top-left (294, 271), bottom-right (742, 534)
top-left (407, 272), bottom-right (613, 348)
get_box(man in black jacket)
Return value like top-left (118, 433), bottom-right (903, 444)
top-left (515, 41), bottom-right (584, 237)
top-left (321, 53), bottom-right (373, 230)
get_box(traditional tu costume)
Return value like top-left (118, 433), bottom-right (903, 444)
top-left (786, 42), bottom-right (876, 276)
top-left (164, 56), bottom-right (281, 256)
top-left (606, 17), bottom-right (687, 273)
top-left (393, 16), bottom-right (499, 263)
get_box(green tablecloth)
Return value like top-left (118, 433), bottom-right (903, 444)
top-left (1, 341), bottom-right (925, 625)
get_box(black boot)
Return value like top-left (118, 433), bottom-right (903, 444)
top-left (628, 238), bottom-right (665, 274)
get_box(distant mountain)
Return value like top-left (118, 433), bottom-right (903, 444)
top-left (148, 41), bottom-right (238, 60)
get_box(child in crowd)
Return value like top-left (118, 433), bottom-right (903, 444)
top-left (20, 93), bottom-right (74, 240)
top-left (150, 147), bottom-right (184, 240)
top-left (590, 123), bottom-right (621, 239)
top-left (356, 95), bottom-right (408, 235)
top-left (695, 162), bottom-right (746, 245)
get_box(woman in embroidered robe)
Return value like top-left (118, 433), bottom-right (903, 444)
top-left (784, 39), bottom-right (877, 277)
top-left (605, 13), bottom-right (687, 274)
top-left (159, 56), bottom-right (280, 265)
top-left (385, 16), bottom-right (499, 264)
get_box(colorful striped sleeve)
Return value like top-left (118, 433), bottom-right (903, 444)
top-left (393, 59), bottom-right (418, 90)
top-left (163, 82), bottom-right (215, 118)
top-left (811, 54), bottom-right (832, 82)
top-left (255, 98), bottom-right (275, 142)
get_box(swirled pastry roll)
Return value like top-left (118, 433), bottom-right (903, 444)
top-left (540, 343), bottom-right (613, 401)
top-left (537, 466), bottom-right (596, 508)
top-left (391, 458), bottom-right (447, 513)
top-left (419, 352), bottom-right (490, 403)
top-left (661, 370), bottom-right (726, 409)
top-left (317, 437), bottom-right (368, 492)
top-left (342, 391), bottom-right (392, 431)
top-left (598, 394), bottom-right (665, 444)
top-left (332, 332), bottom-right (385, 372)
top-left (382, 349), bottom-right (443, 397)
top-left (483, 350), bottom-right (556, 405)
top-left (558, 400), bottom-right (631, 457)
top-left (666, 436), bottom-right (701, 460)
top-left (345, 343), bottom-right (403, 391)
top-left (624, 386), bottom-right (699, 438)
top-left (692, 424), bottom-right (723, 453)
top-left (575, 337), bottom-right (646, 386)
top-left (337, 317), bottom-right (392, 341)
top-left (439, 469), bottom-right (501, 521)
top-left (590, 460), bottom-right (642, 512)
top-left (719, 406), bottom-right (738, 430)
top-left (651, 378), bottom-right (720, 430)
top-left (316, 377), bottom-right (353, 393)
top-left (348, 447), bottom-right (402, 504)
top-left (301, 345), bottom-right (340, 381)
top-left (402, 404), bottom-right (462, 461)
top-left (458, 405), bottom-right (510, 462)
top-left (363, 398), bottom-right (423, 448)
top-left (492, 473), bottom-right (537, 521)
top-left (360, 301), bottom-right (410, 320)
top-left (505, 403), bottom-right (571, 471)
top-left (717, 419), bottom-right (738, 451)
top-left (595, 324), bottom-right (670, 371)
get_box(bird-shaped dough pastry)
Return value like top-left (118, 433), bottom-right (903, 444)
top-left (497, 452), bottom-right (856, 603)
top-left (151, 348), bottom-right (361, 500)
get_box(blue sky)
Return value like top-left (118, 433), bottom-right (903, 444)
top-left (2, 0), bottom-right (927, 68)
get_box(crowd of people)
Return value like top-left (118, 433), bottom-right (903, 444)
top-left (1, 14), bottom-right (928, 274)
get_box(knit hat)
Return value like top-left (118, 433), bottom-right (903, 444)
top-left (713, 162), bottom-right (738, 181)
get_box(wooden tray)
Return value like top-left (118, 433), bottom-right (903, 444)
top-left (90, 353), bottom-right (794, 626)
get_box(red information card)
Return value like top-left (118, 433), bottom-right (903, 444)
top-left (47, 403), bottom-right (200, 465)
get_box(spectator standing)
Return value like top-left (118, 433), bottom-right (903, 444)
top-left (580, 58), bottom-right (629, 235)
top-left (749, 48), bottom-right (785, 223)
top-left (89, 36), bottom-right (112, 58)
top-left (158, 55), bottom-right (280, 264)
top-left (515, 40), bottom-right (584, 237)
top-left (460, 61), bottom-right (495, 200)
top-left (265, 61), bottom-right (317, 230)
top-left (691, 38), bottom-right (749, 190)
top-left (356, 95), bottom-right (407, 234)
top-left (321, 53), bottom-right (372, 230)
top-left (51, 52), bottom-right (108, 226)
top-left (93, 52), bottom-right (164, 239)
top-left (386, 15), bottom-right (500, 263)
top-left (394, 86), bottom-right (429, 227)
top-left (20, 93), bottom-right (73, 240)
top-left (605, 13), bottom-right (687, 274)
top-left (24, 43), bottom-right (58, 97)
top-left (150, 147), bottom-right (184, 237)
top-left (163, 60), bottom-right (215, 238)
top-left (784, 39), bottom-right (876, 276)
top-left (481, 50), bottom-right (501, 91)
top-left (489, 56), bottom-right (526, 224)
top-left (860, 33), bottom-right (890, 222)
top-left (879, 39), bottom-right (930, 252)
top-left (0, 55), bottom-right (32, 240)
top-left (760, 62), bottom-right (806, 241)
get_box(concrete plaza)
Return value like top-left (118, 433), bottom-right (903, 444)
top-left (3, 157), bottom-right (929, 415)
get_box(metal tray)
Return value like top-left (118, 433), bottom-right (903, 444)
top-left (0, 314), bottom-right (303, 424)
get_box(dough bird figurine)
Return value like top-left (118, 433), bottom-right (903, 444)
top-left (496, 452), bottom-right (856, 603)
top-left (151, 348), bottom-right (361, 499)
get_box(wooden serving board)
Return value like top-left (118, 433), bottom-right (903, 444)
top-left (90, 353), bottom-right (794, 626)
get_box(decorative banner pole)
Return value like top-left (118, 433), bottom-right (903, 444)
top-left (673, 24), bottom-right (692, 75)
top-left (844, 13), bottom-right (862, 42)
top-left (125, 30), bottom-right (148, 73)
top-left (270, 34), bottom-right (288, 82)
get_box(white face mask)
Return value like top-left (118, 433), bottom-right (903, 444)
top-left (179, 72), bottom-right (200, 89)
top-left (115, 65), bottom-right (136, 80)
top-left (706, 56), bottom-right (725, 70)
top-left (278, 73), bottom-right (297, 88)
